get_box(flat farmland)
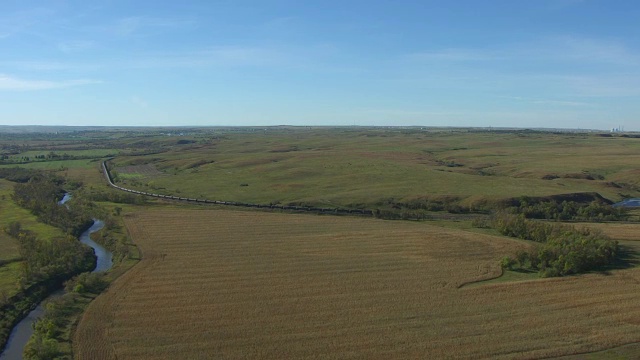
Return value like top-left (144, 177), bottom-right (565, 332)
top-left (74, 209), bottom-right (640, 359)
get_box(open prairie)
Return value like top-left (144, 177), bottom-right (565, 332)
top-left (74, 208), bottom-right (640, 359)
top-left (108, 129), bottom-right (640, 210)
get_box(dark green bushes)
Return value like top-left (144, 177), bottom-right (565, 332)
top-left (509, 197), bottom-right (627, 221)
top-left (22, 293), bottom-right (83, 360)
top-left (493, 213), bottom-right (618, 277)
top-left (0, 167), bottom-right (40, 183)
top-left (83, 188), bottom-right (146, 205)
top-left (64, 272), bottom-right (108, 294)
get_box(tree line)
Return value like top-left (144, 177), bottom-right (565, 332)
top-left (358, 194), bottom-right (627, 222)
top-left (507, 197), bottom-right (628, 222)
top-left (4, 223), bottom-right (95, 286)
top-left (0, 151), bottom-right (116, 165)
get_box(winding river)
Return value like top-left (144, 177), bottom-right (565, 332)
top-left (0, 194), bottom-right (112, 359)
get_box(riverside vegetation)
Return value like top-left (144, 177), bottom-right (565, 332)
top-left (1, 126), bottom-right (640, 359)
top-left (0, 170), bottom-right (95, 357)
top-left (0, 165), bottom-right (136, 358)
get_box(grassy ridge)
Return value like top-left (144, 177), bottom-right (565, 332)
top-left (109, 130), bottom-right (640, 210)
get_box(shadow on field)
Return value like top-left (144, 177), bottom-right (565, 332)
top-left (601, 243), bottom-right (640, 274)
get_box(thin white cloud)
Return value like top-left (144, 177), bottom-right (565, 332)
top-left (0, 60), bottom-right (101, 72)
top-left (350, 107), bottom-right (601, 129)
top-left (124, 45), bottom-right (296, 69)
top-left (131, 96), bottom-right (149, 108)
top-left (57, 40), bottom-right (95, 53)
top-left (2, 42), bottom-right (341, 75)
top-left (525, 35), bottom-right (640, 66)
top-left (405, 35), bottom-right (639, 67)
top-left (0, 74), bottom-right (101, 91)
top-left (400, 35), bottom-right (640, 100)
top-left (560, 74), bottom-right (640, 97)
top-left (532, 99), bottom-right (593, 107)
top-left (263, 16), bottom-right (300, 29)
top-left (498, 95), bottom-right (596, 107)
top-left (114, 17), bottom-right (141, 36)
top-left (108, 16), bottom-right (196, 37)
top-left (0, 7), bottom-right (54, 39)
top-left (405, 48), bottom-right (504, 62)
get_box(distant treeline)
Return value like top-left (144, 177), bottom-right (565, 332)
top-left (488, 213), bottom-right (618, 277)
top-left (84, 188), bottom-right (147, 205)
top-left (506, 196), bottom-right (628, 222)
top-left (0, 152), bottom-right (113, 164)
top-left (372, 193), bottom-right (627, 222)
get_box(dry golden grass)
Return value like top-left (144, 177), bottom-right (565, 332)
top-left (74, 209), bottom-right (640, 359)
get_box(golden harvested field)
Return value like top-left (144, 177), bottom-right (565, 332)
top-left (74, 209), bottom-right (640, 359)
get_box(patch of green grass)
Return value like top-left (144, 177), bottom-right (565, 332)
top-left (118, 173), bottom-right (144, 179)
top-left (466, 269), bottom-right (541, 288)
top-left (0, 262), bottom-right (21, 295)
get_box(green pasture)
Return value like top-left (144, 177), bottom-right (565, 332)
top-left (109, 130), bottom-right (640, 208)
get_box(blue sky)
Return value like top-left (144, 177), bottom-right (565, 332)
top-left (1, 0), bottom-right (639, 130)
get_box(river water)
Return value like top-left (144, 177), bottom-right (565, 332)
top-left (80, 220), bottom-right (111, 272)
top-left (613, 198), bottom-right (640, 208)
top-left (0, 194), bottom-right (112, 359)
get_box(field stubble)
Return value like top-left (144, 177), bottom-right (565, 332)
top-left (74, 209), bottom-right (640, 359)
